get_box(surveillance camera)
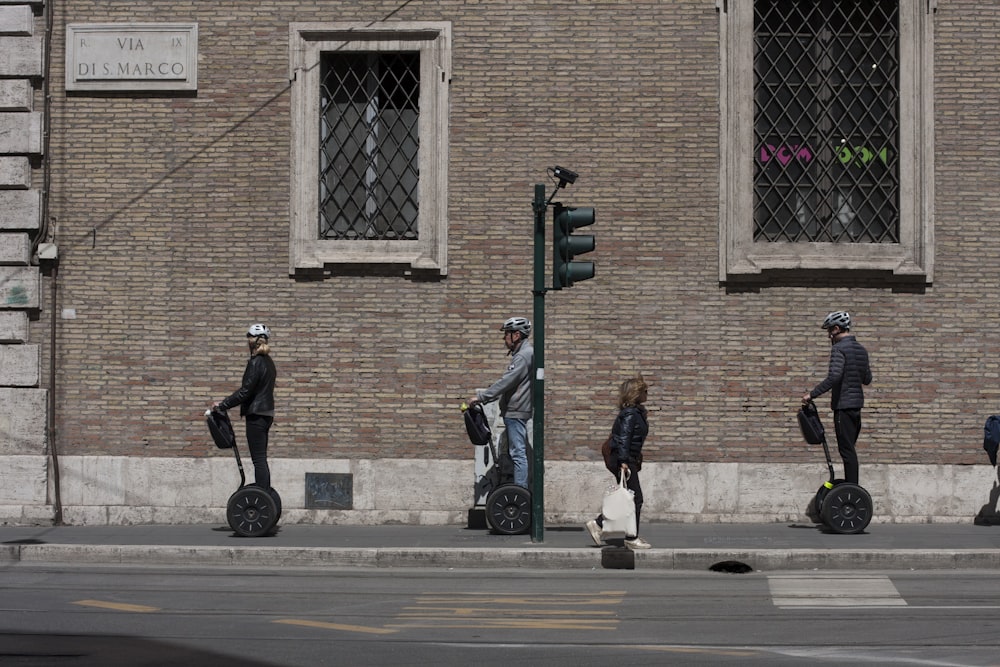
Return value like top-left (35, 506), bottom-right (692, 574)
top-left (553, 166), bottom-right (578, 185)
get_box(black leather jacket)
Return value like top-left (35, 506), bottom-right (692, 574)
top-left (610, 405), bottom-right (648, 470)
top-left (218, 354), bottom-right (276, 417)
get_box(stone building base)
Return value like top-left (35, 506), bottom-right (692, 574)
top-left (0, 456), bottom-right (997, 526)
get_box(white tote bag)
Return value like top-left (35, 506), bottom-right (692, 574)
top-left (601, 471), bottom-right (636, 536)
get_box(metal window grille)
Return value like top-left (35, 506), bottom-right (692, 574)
top-left (319, 52), bottom-right (420, 241)
top-left (753, 0), bottom-right (900, 243)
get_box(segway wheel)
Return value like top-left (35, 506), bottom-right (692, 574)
top-left (227, 486), bottom-right (279, 537)
top-left (811, 479), bottom-right (845, 523)
top-left (247, 483), bottom-right (282, 521)
top-left (485, 484), bottom-right (531, 535)
top-left (820, 483), bottom-right (873, 534)
top-left (268, 487), bottom-right (282, 522)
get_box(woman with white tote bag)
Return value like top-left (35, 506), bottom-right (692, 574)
top-left (586, 375), bottom-right (651, 550)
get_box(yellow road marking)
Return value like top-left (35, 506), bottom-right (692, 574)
top-left (276, 591), bottom-right (625, 634)
top-left (273, 619), bottom-right (397, 635)
top-left (400, 607), bottom-right (617, 617)
top-left (415, 592), bottom-right (625, 606)
top-left (395, 591), bottom-right (625, 631)
top-left (387, 619), bottom-right (612, 631)
top-left (633, 645), bottom-right (760, 657)
top-left (73, 599), bottom-right (160, 613)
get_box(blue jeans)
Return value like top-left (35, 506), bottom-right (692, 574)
top-left (504, 417), bottom-right (529, 488)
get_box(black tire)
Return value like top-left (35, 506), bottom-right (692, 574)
top-left (820, 483), bottom-right (873, 534)
top-left (485, 484), bottom-right (531, 535)
top-left (227, 486), bottom-right (279, 537)
top-left (808, 487), bottom-right (826, 523)
top-left (811, 478), bottom-right (845, 522)
top-left (268, 487), bottom-right (282, 522)
top-left (245, 483), bottom-right (282, 523)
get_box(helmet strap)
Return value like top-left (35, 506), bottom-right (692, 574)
top-left (506, 332), bottom-right (523, 355)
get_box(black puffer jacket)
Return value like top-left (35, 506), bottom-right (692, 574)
top-left (809, 335), bottom-right (872, 410)
top-left (610, 405), bottom-right (648, 470)
top-left (218, 354), bottom-right (276, 417)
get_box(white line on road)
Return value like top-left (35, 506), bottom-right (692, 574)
top-left (768, 574), bottom-right (906, 607)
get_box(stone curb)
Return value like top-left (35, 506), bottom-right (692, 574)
top-left (3, 544), bottom-right (1000, 570)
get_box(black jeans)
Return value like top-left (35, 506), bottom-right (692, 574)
top-left (834, 408), bottom-right (862, 485)
top-left (596, 468), bottom-right (643, 538)
top-left (245, 414), bottom-right (273, 490)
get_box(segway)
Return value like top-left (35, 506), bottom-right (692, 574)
top-left (206, 409), bottom-right (281, 537)
top-left (797, 401), bottom-right (873, 534)
top-left (463, 403), bottom-right (531, 535)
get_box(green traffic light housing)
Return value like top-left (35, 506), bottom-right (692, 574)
top-left (552, 204), bottom-right (596, 289)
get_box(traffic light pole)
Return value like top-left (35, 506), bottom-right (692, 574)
top-left (531, 183), bottom-right (546, 543)
top-left (529, 170), bottom-right (592, 543)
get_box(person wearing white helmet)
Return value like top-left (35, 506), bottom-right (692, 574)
top-left (801, 311), bottom-right (872, 484)
top-left (213, 324), bottom-right (277, 491)
top-left (468, 317), bottom-right (534, 489)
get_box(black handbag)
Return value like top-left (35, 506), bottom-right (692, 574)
top-left (463, 403), bottom-right (491, 446)
top-left (797, 401), bottom-right (825, 445)
top-left (206, 409), bottom-right (236, 450)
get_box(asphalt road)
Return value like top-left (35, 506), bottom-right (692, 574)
top-left (2, 563), bottom-right (1000, 666)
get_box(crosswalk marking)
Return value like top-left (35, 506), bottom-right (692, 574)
top-left (768, 574), bottom-right (906, 607)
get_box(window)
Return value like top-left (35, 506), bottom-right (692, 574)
top-left (289, 23), bottom-right (451, 275)
top-left (320, 52), bottom-right (419, 241)
top-left (718, 1), bottom-right (934, 283)
top-left (755, 1), bottom-right (899, 244)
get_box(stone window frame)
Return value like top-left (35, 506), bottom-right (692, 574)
top-left (288, 22), bottom-right (451, 276)
top-left (717, 1), bottom-right (935, 284)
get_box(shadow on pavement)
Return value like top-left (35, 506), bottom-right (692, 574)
top-left (0, 633), bottom-right (281, 667)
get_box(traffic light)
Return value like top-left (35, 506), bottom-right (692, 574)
top-left (552, 204), bottom-right (595, 289)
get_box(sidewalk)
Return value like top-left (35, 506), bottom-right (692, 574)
top-left (3, 520), bottom-right (1000, 571)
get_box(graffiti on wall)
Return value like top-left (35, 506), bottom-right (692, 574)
top-left (760, 143), bottom-right (814, 166)
top-left (759, 143), bottom-right (891, 167)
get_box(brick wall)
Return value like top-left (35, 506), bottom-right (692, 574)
top-left (39, 1), bottom-right (1000, 474)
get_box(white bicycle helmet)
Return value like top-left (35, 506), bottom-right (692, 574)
top-left (500, 317), bottom-right (531, 336)
top-left (246, 323), bottom-right (271, 339)
top-left (821, 311), bottom-right (851, 331)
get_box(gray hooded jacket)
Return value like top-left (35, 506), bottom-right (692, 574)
top-left (477, 340), bottom-right (534, 420)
